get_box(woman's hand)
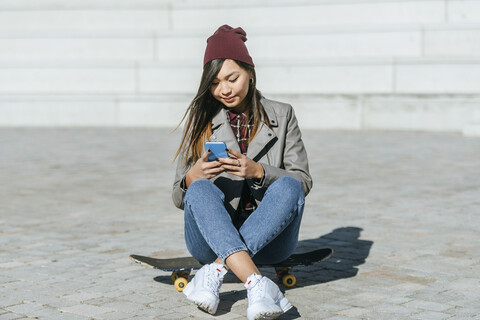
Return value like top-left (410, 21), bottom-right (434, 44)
top-left (185, 150), bottom-right (224, 187)
top-left (219, 148), bottom-right (263, 179)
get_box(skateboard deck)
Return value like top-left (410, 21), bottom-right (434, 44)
top-left (130, 248), bottom-right (332, 291)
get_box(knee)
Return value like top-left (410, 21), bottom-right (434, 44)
top-left (185, 179), bottom-right (223, 202)
top-left (269, 176), bottom-right (305, 204)
top-left (280, 176), bottom-right (303, 192)
top-left (188, 178), bottom-right (213, 191)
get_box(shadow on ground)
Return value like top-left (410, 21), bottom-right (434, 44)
top-left (293, 226), bottom-right (374, 285)
top-left (153, 226), bottom-right (373, 318)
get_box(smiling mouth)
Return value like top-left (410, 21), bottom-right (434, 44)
top-left (224, 97), bottom-right (235, 103)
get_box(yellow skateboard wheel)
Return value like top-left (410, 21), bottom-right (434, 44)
top-left (282, 274), bottom-right (296, 287)
top-left (174, 277), bottom-right (188, 292)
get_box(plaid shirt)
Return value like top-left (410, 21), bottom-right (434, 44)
top-left (226, 110), bottom-right (252, 155)
top-left (226, 110), bottom-right (257, 227)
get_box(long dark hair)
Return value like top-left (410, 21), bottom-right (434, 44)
top-left (175, 59), bottom-right (270, 165)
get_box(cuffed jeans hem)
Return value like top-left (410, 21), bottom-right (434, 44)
top-left (218, 246), bottom-right (248, 264)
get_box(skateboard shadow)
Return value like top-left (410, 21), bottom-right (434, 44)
top-left (153, 226), bottom-right (372, 319)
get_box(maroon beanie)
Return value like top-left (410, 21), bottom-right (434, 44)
top-left (203, 25), bottom-right (254, 67)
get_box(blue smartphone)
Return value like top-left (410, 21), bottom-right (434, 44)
top-left (205, 141), bottom-right (228, 161)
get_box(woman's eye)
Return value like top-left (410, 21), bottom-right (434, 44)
top-left (211, 82), bottom-right (219, 86)
top-left (229, 77), bottom-right (238, 83)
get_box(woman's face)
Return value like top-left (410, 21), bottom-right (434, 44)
top-left (210, 59), bottom-right (252, 113)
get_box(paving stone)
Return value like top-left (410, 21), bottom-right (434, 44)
top-left (62, 292), bottom-right (103, 302)
top-left (0, 313), bottom-right (23, 320)
top-left (361, 313), bottom-right (412, 320)
top-left (304, 311), bottom-right (336, 319)
top-left (325, 315), bottom-right (360, 320)
top-left (412, 310), bottom-right (452, 319)
top-left (383, 297), bottom-right (413, 305)
top-left (4, 304), bottom-right (45, 316)
top-left (98, 311), bottom-right (135, 320)
top-left (336, 306), bottom-right (370, 317)
top-left (0, 299), bottom-right (23, 309)
top-left (31, 308), bottom-right (86, 320)
top-left (117, 293), bottom-right (157, 305)
top-left (351, 292), bottom-right (390, 302)
top-left (0, 262), bottom-right (26, 269)
top-left (60, 304), bottom-right (115, 317)
top-left (447, 316), bottom-right (479, 320)
top-left (43, 299), bottom-right (79, 310)
top-left (444, 306), bottom-right (480, 317)
top-left (110, 301), bottom-right (155, 314)
top-left (404, 300), bottom-right (454, 312)
top-left (320, 303), bottom-right (350, 312)
top-left (370, 303), bottom-right (420, 315)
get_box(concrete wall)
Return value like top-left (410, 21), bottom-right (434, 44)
top-left (0, 0), bottom-right (479, 135)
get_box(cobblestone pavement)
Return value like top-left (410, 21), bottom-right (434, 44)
top-left (1, 128), bottom-right (479, 320)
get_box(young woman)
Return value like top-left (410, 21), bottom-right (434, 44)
top-left (172, 25), bottom-right (312, 320)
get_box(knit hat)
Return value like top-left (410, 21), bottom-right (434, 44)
top-left (203, 25), bottom-right (254, 67)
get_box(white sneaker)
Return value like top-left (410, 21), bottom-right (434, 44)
top-left (245, 273), bottom-right (292, 320)
top-left (183, 262), bottom-right (227, 314)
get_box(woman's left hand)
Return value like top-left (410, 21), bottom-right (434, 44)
top-left (219, 148), bottom-right (263, 179)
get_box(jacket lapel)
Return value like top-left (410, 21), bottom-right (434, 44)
top-left (246, 123), bottom-right (276, 161)
top-left (246, 98), bottom-right (278, 161)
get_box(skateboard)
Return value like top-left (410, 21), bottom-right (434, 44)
top-left (130, 248), bottom-right (333, 292)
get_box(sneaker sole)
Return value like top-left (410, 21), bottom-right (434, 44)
top-left (195, 301), bottom-right (216, 314)
top-left (253, 297), bottom-right (292, 320)
top-left (279, 296), bottom-right (292, 313)
top-left (254, 311), bottom-right (284, 320)
top-left (183, 282), bottom-right (218, 314)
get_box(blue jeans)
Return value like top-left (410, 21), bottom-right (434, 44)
top-left (183, 176), bottom-right (305, 265)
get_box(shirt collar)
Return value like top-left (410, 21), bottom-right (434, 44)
top-left (226, 109), bottom-right (249, 122)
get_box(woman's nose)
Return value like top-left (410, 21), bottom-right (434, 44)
top-left (220, 82), bottom-right (231, 96)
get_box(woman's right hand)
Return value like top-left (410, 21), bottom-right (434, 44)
top-left (185, 150), bottom-right (224, 187)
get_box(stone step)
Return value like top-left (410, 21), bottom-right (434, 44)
top-left (1, 23), bottom-right (479, 61)
top-left (0, 94), bottom-right (190, 127)
top-left (0, 0), bottom-right (172, 10)
top-left (1, 93), bottom-right (478, 133)
top-left (1, 0), bottom-right (478, 32)
top-left (170, 0), bottom-right (473, 30)
top-left (1, 58), bottom-right (480, 95)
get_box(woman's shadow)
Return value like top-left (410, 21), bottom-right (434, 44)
top-left (291, 226), bottom-right (373, 285)
top-left (280, 226), bottom-right (373, 318)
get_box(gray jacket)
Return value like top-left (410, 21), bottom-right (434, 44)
top-left (172, 97), bottom-right (312, 213)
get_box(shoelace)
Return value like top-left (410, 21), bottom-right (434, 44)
top-left (248, 277), bottom-right (266, 303)
top-left (206, 265), bottom-right (222, 294)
